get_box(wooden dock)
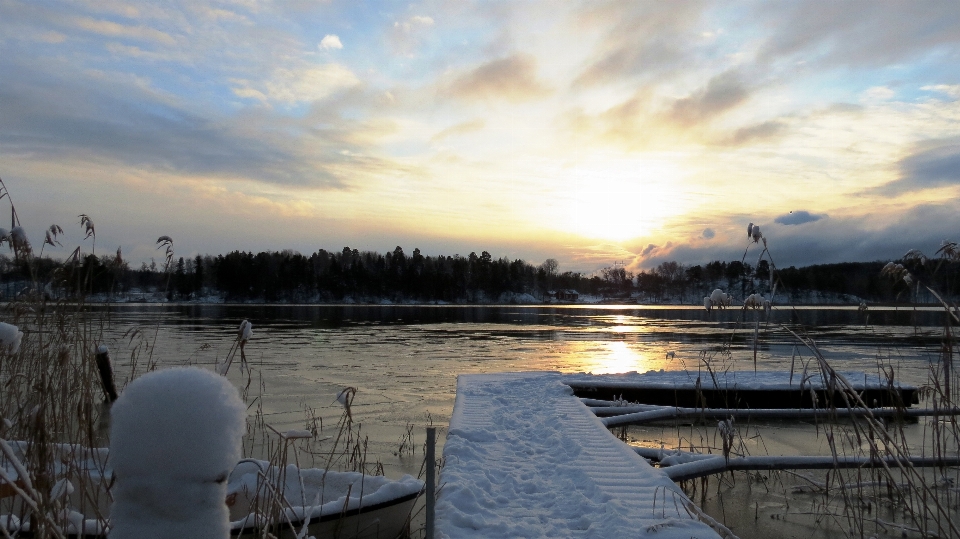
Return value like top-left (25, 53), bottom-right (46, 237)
top-left (562, 370), bottom-right (918, 409)
top-left (436, 372), bottom-right (723, 539)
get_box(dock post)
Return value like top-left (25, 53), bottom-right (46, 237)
top-left (426, 426), bottom-right (436, 539)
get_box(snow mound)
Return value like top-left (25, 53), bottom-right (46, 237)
top-left (109, 367), bottom-right (246, 539)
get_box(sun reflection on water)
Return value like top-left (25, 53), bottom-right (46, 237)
top-left (561, 340), bottom-right (674, 374)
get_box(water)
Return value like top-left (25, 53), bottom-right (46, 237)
top-left (92, 304), bottom-right (946, 477)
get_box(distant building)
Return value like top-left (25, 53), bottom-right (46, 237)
top-left (556, 289), bottom-right (579, 302)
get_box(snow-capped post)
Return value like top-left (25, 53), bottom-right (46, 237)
top-left (426, 426), bottom-right (436, 539)
top-left (94, 345), bottom-right (119, 403)
top-left (108, 367), bottom-right (246, 539)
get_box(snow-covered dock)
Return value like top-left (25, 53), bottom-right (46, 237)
top-left (437, 372), bottom-right (723, 539)
top-left (562, 369), bottom-right (918, 409)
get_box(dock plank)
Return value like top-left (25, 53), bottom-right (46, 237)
top-left (437, 372), bottom-right (721, 539)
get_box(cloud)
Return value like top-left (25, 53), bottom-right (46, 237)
top-left (774, 211), bottom-right (825, 226)
top-left (638, 201), bottom-right (960, 271)
top-left (38, 31), bottom-right (67, 44)
top-left (71, 15), bottom-right (177, 45)
top-left (444, 54), bottom-right (550, 102)
top-left (319, 34), bottom-right (342, 50)
top-left (232, 64), bottom-right (360, 105)
top-left (874, 139), bottom-right (960, 195)
top-left (0, 56), bottom-right (393, 189)
top-left (723, 120), bottom-right (787, 146)
top-left (409, 16), bottom-right (434, 26)
top-left (431, 119), bottom-right (486, 142)
top-left (755, 2), bottom-right (960, 68)
top-left (389, 14), bottom-right (435, 56)
top-left (922, 85), bottom-right (960, 99)
top-left (572, 2), bottom-right (708, 87)
top-left (641, 243), bottom-right (659, 257)
top-left (669, 70), bottom-right (749, 126)
top-left (701, 228), bottom-right (715, 239)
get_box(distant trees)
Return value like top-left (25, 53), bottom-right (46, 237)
top-left (154, 247), bottom-right (583, 303)
top-left (630, 258), bottom-right (949, 304)
top-left (601, 265), bottom-right (634, 296)
top-left (4, 245), bottom-right (957, 304)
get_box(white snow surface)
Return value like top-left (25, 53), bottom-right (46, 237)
top-left (108, 367), bottom-right (246, 539)
top-left (562, 369), bottom-right (914, 391)
top-left (437, 372), bottom-right (720, 539)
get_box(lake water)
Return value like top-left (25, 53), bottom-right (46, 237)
top-left (78, 303), bottom-right (956, 538)
top-left (93, 303), bottom-right (947, 478)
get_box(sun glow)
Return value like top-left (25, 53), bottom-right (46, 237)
top-left (551, 157), bottom-right (691, 242)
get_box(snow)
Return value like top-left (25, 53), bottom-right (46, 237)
top-left (108, 367), bottom-right (246, 539)
top-left (238, 319), bottom-right (252, 342)
top-left (562, 369), bottom-right (913, 392)
top-left (1, 441), bottom-right (111, 535)
top-left (0, 322), bottom-right (22, 354)
top-left (437, 372), bottom-right (721, 539)
top-left (9, 227), bottom-right (29, 251)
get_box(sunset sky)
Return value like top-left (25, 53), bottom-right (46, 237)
top-left (2, 1), bottom-right (960, 274)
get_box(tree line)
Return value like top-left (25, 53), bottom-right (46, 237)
top-left (0, 246), bottom-right (954, 304)
top-left (0, 247), bottom-right (604, 303)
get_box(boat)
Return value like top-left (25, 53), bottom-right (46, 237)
top-left (227, 459), bottom-right (424, 539)
top-left (0, 443), bottom-right (424, 539)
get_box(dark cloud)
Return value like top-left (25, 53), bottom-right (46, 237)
top-left (755, 2), bottom-right (960, 68)
top-left (701, 228), bottom-right (715, 239)
top-left (641, 203), bottom-right (960, 270)
top-left (774, 211), bottom-right (825, 226)
top-left (0, 57), bottom-right (384, 189)
top-left (669, 70), bottom-right (749, 126)
top-left (874, 139), bottom-right (960, 195)
top-left (445, 54), bottom-right (550, 102)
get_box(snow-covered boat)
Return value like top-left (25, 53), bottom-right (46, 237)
top-left (0, 445), bottom-right (423, 539)
top-left (227, 459), bottom-right (424, 539)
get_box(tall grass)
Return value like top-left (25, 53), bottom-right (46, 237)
top-left (0, 178), bottom-right (420, 539)
top-left (0, 177), bottom-right (115, 537)
top-left (622, 225), bottom-right (960, 538)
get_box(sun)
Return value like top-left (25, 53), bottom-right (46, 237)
top-left (549, 156), bottom-right (690, 242)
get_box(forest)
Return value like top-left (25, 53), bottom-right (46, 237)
top-left (0, 245), bottom-right (955, 305)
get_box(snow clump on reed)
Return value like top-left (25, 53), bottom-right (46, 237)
top-left (703, 289), bottom-right (732, 310)
top-left (0, 322), bottom-right (23, 354)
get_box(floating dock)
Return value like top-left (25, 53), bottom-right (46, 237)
top-left (562, 370), bottom-right (918, 409)
top-left (436, 372), bottom-right (723, 539)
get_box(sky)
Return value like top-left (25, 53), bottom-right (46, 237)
top-left (2, 1), bottom-right (960, 274)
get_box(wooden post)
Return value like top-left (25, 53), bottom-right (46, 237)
top-left (426, 426), bottom-right (436, 539)
top-left (95, 345), bottom-right (119, 403)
